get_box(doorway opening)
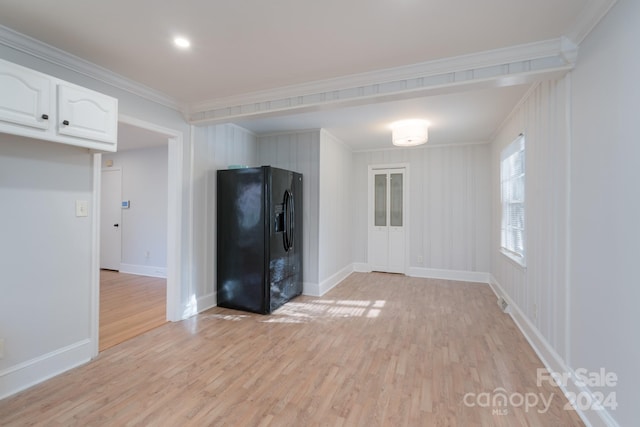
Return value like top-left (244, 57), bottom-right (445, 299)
top-left (91, 116), bottom-right (184, 355)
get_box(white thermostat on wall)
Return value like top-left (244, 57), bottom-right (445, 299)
top-left (121, 200), bottom-right (130, 209)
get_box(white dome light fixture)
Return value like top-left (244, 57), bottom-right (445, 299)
top-left (174, 36), bottom-right (191, 49)
top-left (391, 119), bottom-right (429, 147)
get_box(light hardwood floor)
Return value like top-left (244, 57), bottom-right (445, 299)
top-left (99, 270), bottom-right (167, 351)
top-left (0, 273), bottom-right (583, 426)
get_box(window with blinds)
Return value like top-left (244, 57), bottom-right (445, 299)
top-left (500, 134), bottom-right (525, 265)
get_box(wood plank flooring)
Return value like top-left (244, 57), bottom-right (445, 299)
top-left (0, 273), bottom-right (583, 426)
top-left (99, 270), bottom-right (167, 351)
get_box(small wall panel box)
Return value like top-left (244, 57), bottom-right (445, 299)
top-left (122, 200), bottom-right (130, 209)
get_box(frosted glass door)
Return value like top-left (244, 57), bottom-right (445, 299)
top-left (368, 167), bottom-right (406, 274)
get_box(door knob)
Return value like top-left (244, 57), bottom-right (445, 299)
top-left (114, 224), bottom-right (119, 227)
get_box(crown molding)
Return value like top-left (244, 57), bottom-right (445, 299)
top-left (0, 25), bottom-right (184, 113)
top-left (188, 38), bottom-right (577, 125)
top-left (565, 0), bottom-right (618, 45)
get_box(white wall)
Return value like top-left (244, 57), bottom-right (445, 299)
top-left (489, 2), bottom-right (640, 424)
top-left (0, 135), bottom-right (93, 397)
top-left (102, 146), bottom-right (168, 276)
top-left (317, 130), bottom-right (353, 294)
top-left (258, 130), bottom-right (321, 291)
top-left (490, 78), bottom-right (570, 361)
top-left (569, 0), bottom-right (640, 425)
top-left (352, 144), bottom-right (491, 279)
top-left (191, 124), bottom-right (258, 312)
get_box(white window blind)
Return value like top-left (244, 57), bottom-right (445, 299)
top-left (500, 135), bottom-right (525, 265)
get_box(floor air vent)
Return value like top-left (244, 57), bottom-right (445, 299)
top-left (498, 297), bottom-right (510, 313)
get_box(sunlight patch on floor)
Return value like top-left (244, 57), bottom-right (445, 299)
top-left (204, 313), bottom-right (250, 321)
top-left (269, 298), bottom-right (387, 322)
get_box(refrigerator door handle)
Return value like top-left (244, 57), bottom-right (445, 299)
top-left (288, 190), bottom-right (295, 250)
top-left (282, 189), bottom-right (294, 252)
top-left (283, 190), bottom-right (291, 251)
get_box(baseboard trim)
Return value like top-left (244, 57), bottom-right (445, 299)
top-left (488, 275), bottom-right (620, 427)
top-left (119, 263), bottom-right (167, 278)
top-left (0, 339), bottom-right (92, 400)
top-left (196, 292), bottom-right (217, 314)
top-left (318, 264), bottom-right (354, 296)
top-left (302, 281), bottom-right (319, 297)
top-left (302, 264), bottom-right (357, 297)
top-left (408, 267), bottom-right (490, 283)
top-left (353, 263), bottom-right (372, 273)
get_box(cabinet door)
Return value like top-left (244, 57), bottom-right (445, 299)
top-left (0, 61), bottom-right (51, 130)
top-left (57, 83), bottom-right (118, 144)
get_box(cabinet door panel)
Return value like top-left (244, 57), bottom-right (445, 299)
top-left (0, 62), bottom-right (51, 130)
top-left (57, 83), bottom-right (117, 144)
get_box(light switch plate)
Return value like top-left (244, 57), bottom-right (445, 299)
top-left (76, 200), bottom-right (88, 217)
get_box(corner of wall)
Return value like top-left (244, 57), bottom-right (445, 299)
top-left (197, 292), bottom-right (217, 314)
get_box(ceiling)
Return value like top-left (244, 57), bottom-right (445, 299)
top-left (0, 0), bottom-right (612, 150)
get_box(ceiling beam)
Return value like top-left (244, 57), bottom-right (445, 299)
top-left (187, 38), bottom-right (578, 126)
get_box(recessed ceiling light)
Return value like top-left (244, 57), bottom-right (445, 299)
top-left (174, 37), bottom-right (191, 49)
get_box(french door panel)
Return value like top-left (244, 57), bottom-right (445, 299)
top-left (370, 229), bottom-right (389, 271)
top-left (387, 229), bottom-right (405, 273)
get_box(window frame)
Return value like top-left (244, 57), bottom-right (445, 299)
top-left (500, 134), bottom-right (526, 267)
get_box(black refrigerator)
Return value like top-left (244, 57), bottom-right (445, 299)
top-left (216, 166), bottom-right (303, 314)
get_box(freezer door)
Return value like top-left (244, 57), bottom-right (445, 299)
top-left (216, 167), bottom-right (269, 314)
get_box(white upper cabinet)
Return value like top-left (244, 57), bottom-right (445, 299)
top-left (0, 61), bottom-right (52, 131)
top-left (57, 83), bottom-right (118, 144)
top-left (0, 58), bottom-right (118, 151)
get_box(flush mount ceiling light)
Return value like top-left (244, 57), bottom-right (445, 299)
top-left (391, 119), bottom-right (429, 147)
top-left (173, 36), bottom-right (191, 49)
